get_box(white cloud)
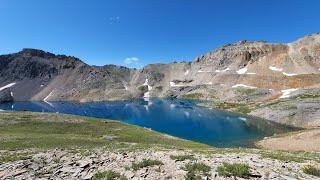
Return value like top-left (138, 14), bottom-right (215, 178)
top-left (124, 57), bottom-right (139, 64)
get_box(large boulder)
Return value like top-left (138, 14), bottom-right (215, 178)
top-left (0, 88), bottom-right (14, 102)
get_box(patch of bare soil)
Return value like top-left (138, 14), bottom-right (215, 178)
top-left (257, 129), bottom-right (320, 152)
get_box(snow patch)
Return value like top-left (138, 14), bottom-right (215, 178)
top-left (282, 72), bottom-right (298, 76)
top-left (198, 70), bottom-right (210, 73)
top-left (143, 79), bottom-right (153, 101)
top-left (0, 82), bottom-right (16, 91)
top-left (124, 85), bottom-right (128, 91)
top-left (184, 70), bottom-right (189, 75)
top-left (280, 89), bottom-right (298, 98)
top-left (10, 92), bottom-right (13, 97)
top-left (239, 117), bottom-right (247, 121)
top-left (44, 90), bottom-right (55, 107)
top-left (236, 68), bottom-right (247, 74)
top-left (198, 68), bottom-right (229, 73)
top-left (144, 91), bottom-right (150, 98)
top-left (246, 72), bottom-right (256, 75)
top-left (40, 84), bottom-right (44, 87)
top-left (206, 82), bottom-right (212, 85)
top-left (170, 81), bottom-right (184, 87)
top-left (44, 90), bottom-right (54, 102)
top-left (143, 78), bottom-right (148, 86)
top-left (143, 79), bottom-right (152, 91)
top-left (232, 84), bottom-right (257, 89)
top-left (269, 66), bottom-right (283, 72)
top-left (0, 109), bottom-right (4, 112)
top-left (215, 68), bottom-right (229, 73)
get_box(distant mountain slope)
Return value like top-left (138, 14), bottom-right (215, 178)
top-left (0, 33), bottom-right (320, 127)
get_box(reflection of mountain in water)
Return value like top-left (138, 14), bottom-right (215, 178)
top-left (0, 99), bottom-right (293, 147)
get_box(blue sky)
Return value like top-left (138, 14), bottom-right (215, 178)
top-left (0, 0), bottom-right (319, 67)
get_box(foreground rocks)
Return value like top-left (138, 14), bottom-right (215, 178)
top-left (0, 149), bottom-right (319, 179)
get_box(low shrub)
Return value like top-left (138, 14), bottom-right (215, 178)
top-left (217, 162), bottom-right (250, 178)
top-left (237, 106), bottom-right (251, 114)
top-left (131, 159), bottom-right (163, 171)
top-left (92, 170), bottom-right (124, 180)
top-left (303, 166), bottom-right (320, 177)
top-left (170, 154), bottom-right (195, 161)
top-left (183, 162), bottom-right (211, 179)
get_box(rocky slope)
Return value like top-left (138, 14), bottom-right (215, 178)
top-left (1, 149), bottom-right (319, 180)
top-left (0, 33), bottom-right (320, 127)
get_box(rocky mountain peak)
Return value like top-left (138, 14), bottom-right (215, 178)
top-left (19, 48), bottom-right (56, 59)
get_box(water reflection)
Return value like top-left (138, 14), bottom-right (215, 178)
top-left (0, 99), bottom-right (292, 147)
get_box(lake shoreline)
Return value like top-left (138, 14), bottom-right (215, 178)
top-left (0, 99), bottom-right (287, 148)
top-left (0, 111), bottom-right (319, 179)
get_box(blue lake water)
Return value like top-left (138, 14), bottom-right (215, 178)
top-left (0, 99), bottom-right (291, 147)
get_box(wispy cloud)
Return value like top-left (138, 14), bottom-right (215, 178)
top-left (124, 57), bottom-right (139, 64)
top-left (109, 16), bottom-right (120, 24)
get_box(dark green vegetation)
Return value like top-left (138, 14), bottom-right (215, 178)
top-left (131, 159), bottom-right (163, 171)
top-left (180, 93), bottom-right (204, 99)
top-left (0, 112), bottom-right (211, 151)
top-left (260, 151), bottom-right (320, 163)
top-left (217, 162), bottom-right (250, 178)
top-left (170, 154), bottom-right (196, 161)
top-left (183, 162), bottom-right (211, 179)
top-left (236, 105), bottom-right (251, 114)
top-left (0, 152), bottom-right (31, 164)
top-left (138, 85), bottom-right (148, 92)
top-left (213, 102), bottom-right (253, 115)
top-left (303, 166), bottom-right (320, 177)
top-left (92, 170), bottom-right (125, 180)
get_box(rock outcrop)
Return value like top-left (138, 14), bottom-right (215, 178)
top-left (0, 88), bottom-right (13, 102)
top-left (1, 33), bottom-right (320, 127)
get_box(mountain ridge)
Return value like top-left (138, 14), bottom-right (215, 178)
top-left (1, 33), bottom-right (320, 127)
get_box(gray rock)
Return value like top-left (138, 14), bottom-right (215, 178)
top-left (77, 159), bottom-right (92, 168)
top-left (0, 88), bottom-right (13, 102)
top-left (124, 171), bottom-right (135, 178)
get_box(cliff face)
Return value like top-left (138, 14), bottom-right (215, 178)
top-left (1, 33), bottom-right (320, 127)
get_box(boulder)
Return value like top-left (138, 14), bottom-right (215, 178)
top-left (0, 88), bottom-right (13, 102)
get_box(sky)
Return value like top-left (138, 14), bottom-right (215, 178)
top-left (0, 0), bottom-right (320, 67)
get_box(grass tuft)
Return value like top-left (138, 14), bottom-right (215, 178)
top-left (131, 159), bottom-right (163, 171)
top-left (303, 166), bottom-right (320, 177)
top-left (180, 93), bottom-right (204, 100)
top-left (92, 170), bottom-right (125, 180)
top-left (217, 162), bottom-right (250, 178)
top-left (261, 152), bottom-right (305, 163)
top-left (236, 106), bottom-right (251, 114)
top-left (183, 162), bottom-right (211, 179)
top-left (170, 154), bottom-right (195, 161)
top-left (0, 153), bottom-right (31, 164)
